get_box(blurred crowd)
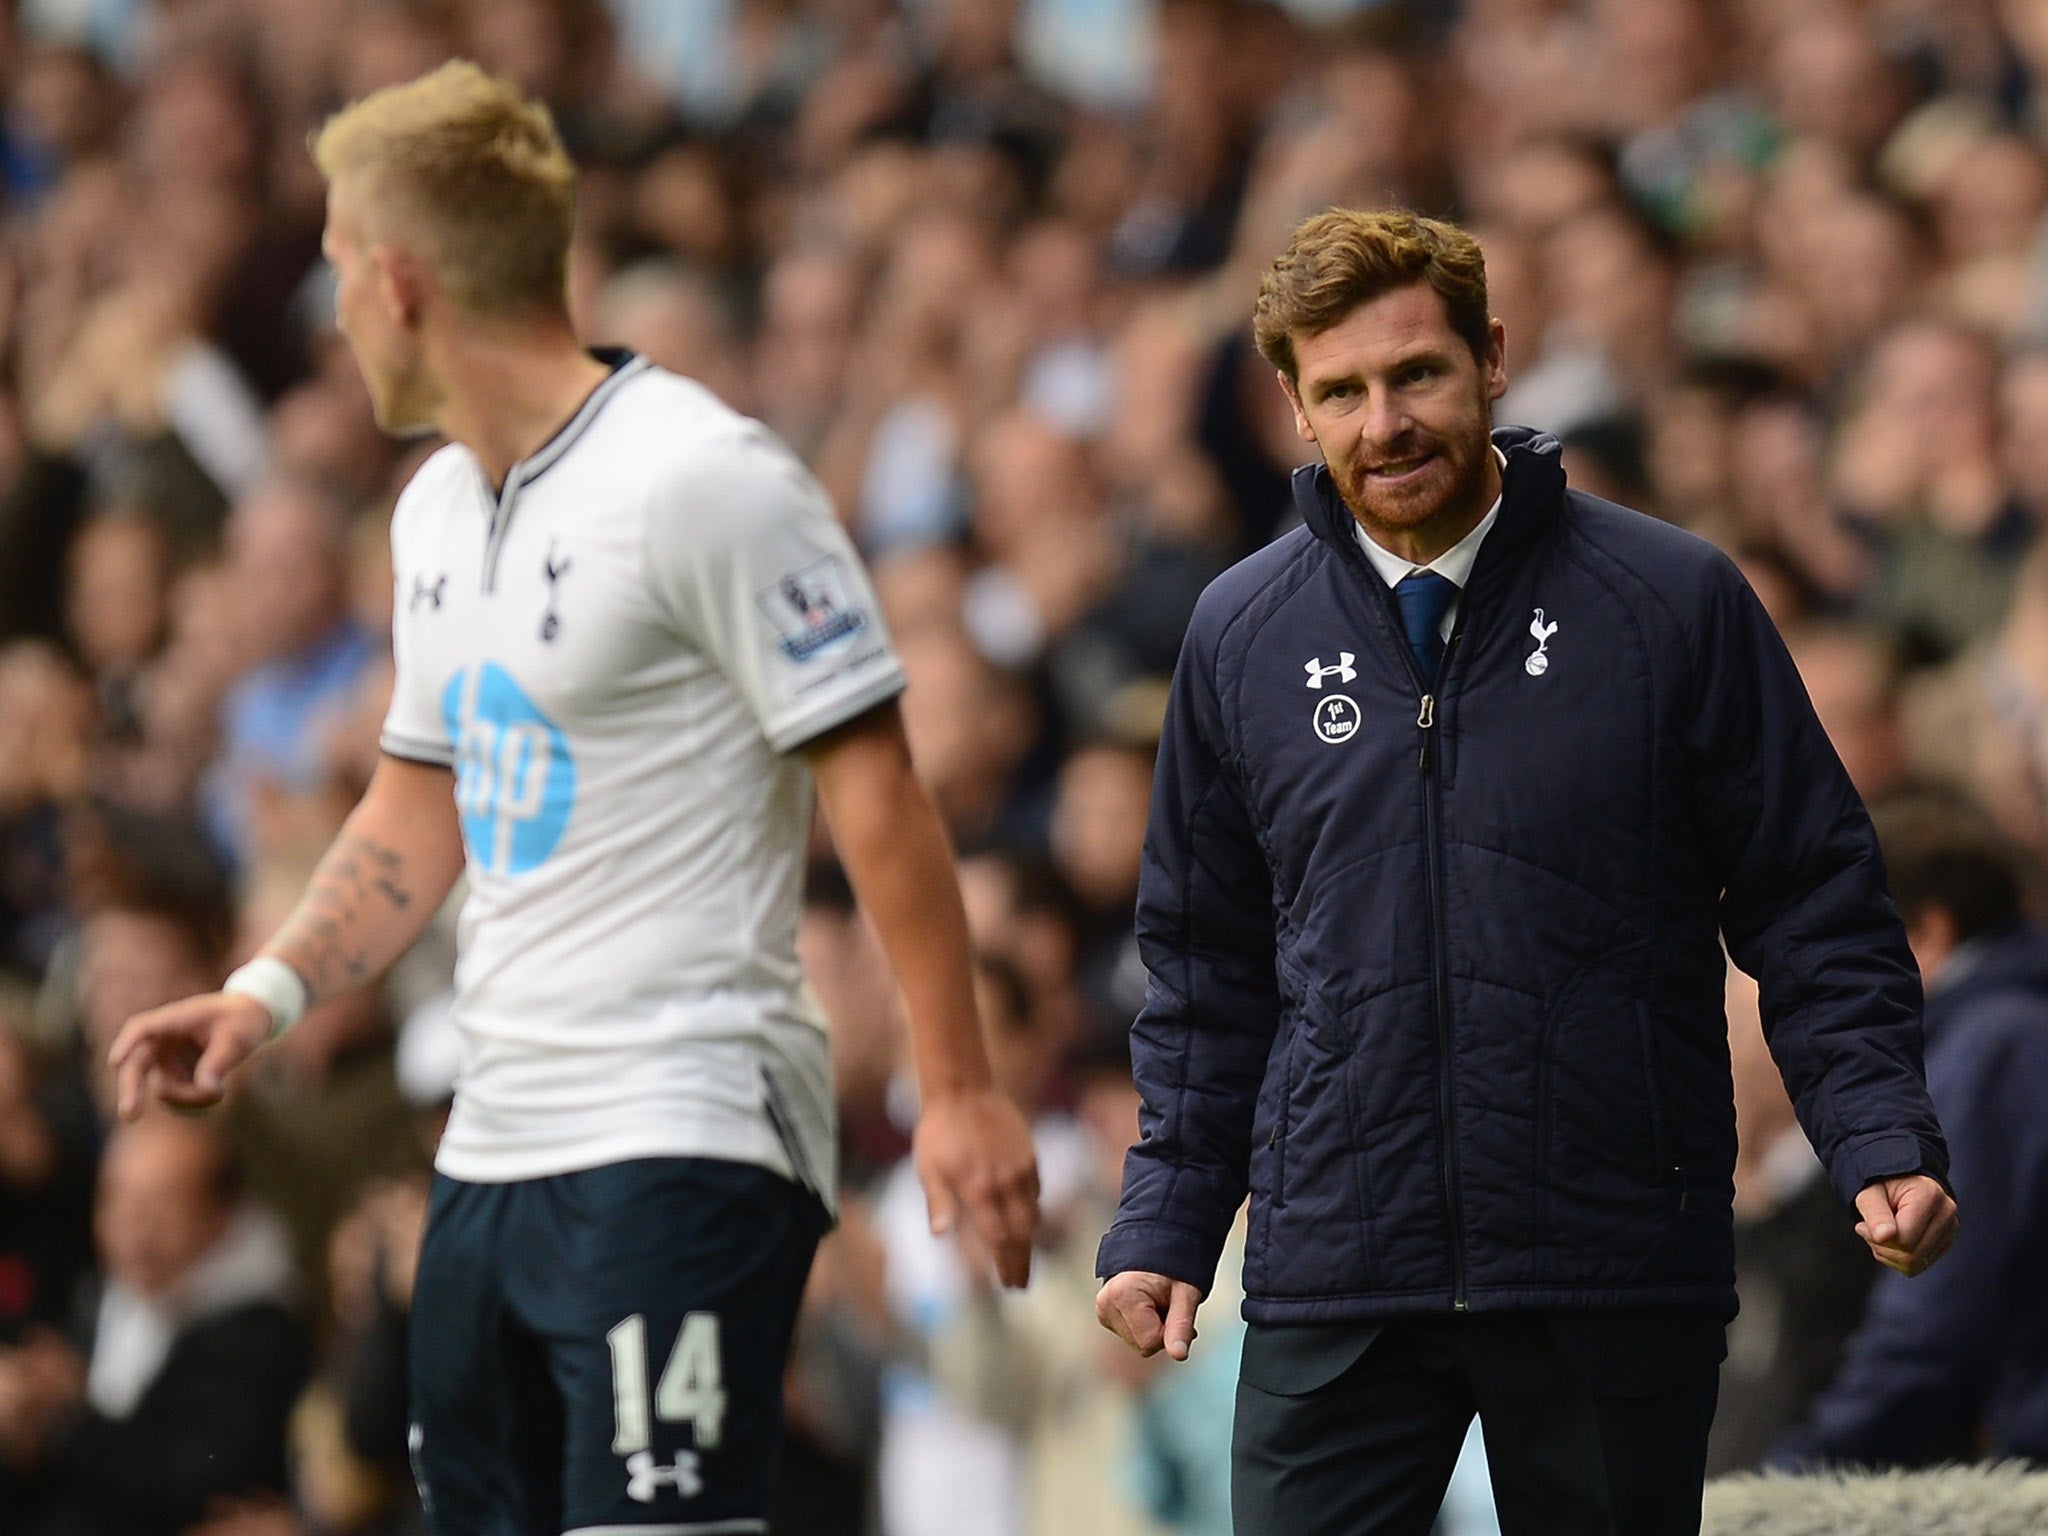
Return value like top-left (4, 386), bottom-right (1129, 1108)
top-left (2, 0), bottom-right (2047, 1533)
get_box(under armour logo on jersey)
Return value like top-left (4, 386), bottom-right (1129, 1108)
top-left (410, 574), bottom-right (447, 612)
top-left (1305, 653), bottom-right (1357, 689)
top-left (625, 1449), bottom-right (703, 1504)
top-left (1525, 609), bottom-right (1559, 676)
top-left (540, 544), bottom-right (571, 642)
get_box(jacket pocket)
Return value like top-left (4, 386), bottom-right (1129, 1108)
top-left (1534, 948), bottom-right (1665, 1213)
top-left (1268, 1025), bottom-right (1300, 1210)
top-left (1238, 1321), bottom-right (1383, 1396)
top-left (1635, 1000), bottom-right (1680, 1194)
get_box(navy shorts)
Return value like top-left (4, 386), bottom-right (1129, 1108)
top-left (407, 1157), bottom-right (829, 1536)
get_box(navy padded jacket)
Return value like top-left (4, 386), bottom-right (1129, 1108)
top-left (1095, 427), bottom-right (1949, 1323)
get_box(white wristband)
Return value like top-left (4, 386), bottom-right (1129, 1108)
top-left (222, 956), bottom-right (310, 1039)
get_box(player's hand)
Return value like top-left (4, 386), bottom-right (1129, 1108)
top-left (107, 992), bottom-right (273, 1121)
top-left (914, 1085), bottom-right (1040, 1289)
top-left (1853, 1174), bottom-right (1958, 1277)
top-left (1096, 1271), bottom-right (1203, 1361)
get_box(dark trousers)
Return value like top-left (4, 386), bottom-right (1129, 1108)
top-left (1232, 1311), bottom-right (1725, 1536)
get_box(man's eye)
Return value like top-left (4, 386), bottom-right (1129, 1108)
top-left (1325, 383), bottom-right (1356, 400)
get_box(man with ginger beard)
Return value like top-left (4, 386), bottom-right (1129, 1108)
top-left (1092, 209), bottom-right (1955, 1535)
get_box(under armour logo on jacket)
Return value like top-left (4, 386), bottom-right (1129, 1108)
top-left (410, 574), bottom-right (446, 612)
top-left (1305, 653), bottom-right (1357, 689)
top-left (625, 1449), bottom-right (703, 1504)
top-left (1526, 608), bottom-right (1559, 676)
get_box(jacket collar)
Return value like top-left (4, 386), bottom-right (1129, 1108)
top-left (1294, 425), bottom-right (1567, 596)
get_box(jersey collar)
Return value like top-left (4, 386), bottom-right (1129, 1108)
top-left (475, 348), bottom-right (652, 505)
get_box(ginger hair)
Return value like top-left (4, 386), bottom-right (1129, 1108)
top-left (1254, 208), bottom-right (1491, 379)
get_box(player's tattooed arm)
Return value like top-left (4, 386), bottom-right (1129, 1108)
top-left (260, 756), bottom-right (466, 1005)
top-left (103, 757), bottom-right (462, 1121)
top-left (269, 833), bottom-right (418, 998)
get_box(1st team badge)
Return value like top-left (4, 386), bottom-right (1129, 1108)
top-left (1313, 694), bottom-right (1361, 745)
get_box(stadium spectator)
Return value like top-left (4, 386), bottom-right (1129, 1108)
top-left (205, 474), bottom-right (376, 862)
top-left (74, 887), bottom-right (230, 1114)
top-left (1048, 740), bottom-right (1154, 1043)
top-left (1777, 795), bottom-right (2048, 1469)
top-left (926, 1030), bottom-right (1182, 1536)
top-left (1708, 964), bottom-right (1879, 1477)
top-left (0, 645), bottom-right (93, 978)
top-left (1833, 317), bottom-right (2027, 665)
top-left (1786, 624), bottom-right (1910, 805)
top-left (0, 1113), bottom-right (307, 1536)
top-left (0, 1023), bottom-right (96, 1347)
top-left (874, 950), bottom-right (1088, 1536)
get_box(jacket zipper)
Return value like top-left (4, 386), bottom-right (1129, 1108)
top-left (1352, 533), bottom-right (1475, 1314)
top-left (1417, 664), bottom-right (1469, 1312)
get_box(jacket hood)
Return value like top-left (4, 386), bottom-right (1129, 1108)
top-left (1292, 425), bottom-right (1567, 576)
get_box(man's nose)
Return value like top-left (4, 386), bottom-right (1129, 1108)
top-left (1358, 390), bottom-right (1413, 450)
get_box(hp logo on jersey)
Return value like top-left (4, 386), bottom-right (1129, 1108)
top-left (442, 663), bottom-right (577, 874)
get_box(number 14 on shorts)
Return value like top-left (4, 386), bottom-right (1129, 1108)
top-left (607, 1311), bottom-right (727, 1455)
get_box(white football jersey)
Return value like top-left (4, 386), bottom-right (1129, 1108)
top-left (380, 354), bottom-right (905, 1195)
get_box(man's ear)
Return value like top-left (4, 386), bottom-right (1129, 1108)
top-left (370, 243), bottom-right (426, 332)
top-left (1278, 371), bottom-right (1316, 445)
top-left (1484, 317), bottom-right (1508, 403)
top-left (1904, 902), bottom-right (1959, 982)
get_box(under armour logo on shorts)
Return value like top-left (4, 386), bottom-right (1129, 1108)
top-left (625, 1449), bottom-right (704, 1504)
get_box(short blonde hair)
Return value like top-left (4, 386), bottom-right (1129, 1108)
top-left (1254, 209), bottom-right (1491, 380)
top-left (313, 60), bottom-right (577, 318)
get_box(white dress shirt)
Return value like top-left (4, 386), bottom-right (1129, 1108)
top-left (1353, 446), bottom-right (1507, 641)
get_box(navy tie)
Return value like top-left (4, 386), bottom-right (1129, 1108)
top-left (1393, 570), bottom-right (1458, 687)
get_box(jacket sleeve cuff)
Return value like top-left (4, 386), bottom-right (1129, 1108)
top-left (1095, 1218), bottom-right (1228, 1295)
top-left (1827, 1130), bottom-right (1950, 1210)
